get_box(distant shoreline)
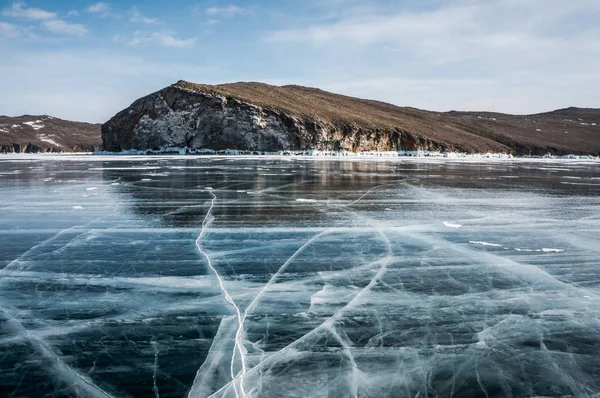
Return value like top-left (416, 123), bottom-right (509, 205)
top-left (2, 152), bottom-right (599, 162)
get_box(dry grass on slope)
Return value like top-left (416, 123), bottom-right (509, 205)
top-left (174, 80), bottom-right (509, 153)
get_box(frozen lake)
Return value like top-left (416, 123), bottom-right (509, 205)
top-left (1, 155), bottom-right (600, 398)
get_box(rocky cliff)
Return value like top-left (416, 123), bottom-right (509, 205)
top-left (0, 115), bottom-right (101, 153)
top-left (102, 80), bottom-right (600, 155)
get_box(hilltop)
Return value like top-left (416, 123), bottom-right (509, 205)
top-left (0, 115), bottom-right (101, 153)
top-left (101, 81), bottom-right (600, 156)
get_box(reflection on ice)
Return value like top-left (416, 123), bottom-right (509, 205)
top-left (1, 155), bottom-right (600, 397)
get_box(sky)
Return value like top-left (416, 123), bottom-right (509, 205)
top-left (0, 0), bottom-right (598, 123)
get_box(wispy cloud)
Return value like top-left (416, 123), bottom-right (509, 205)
top-left (265, 0), bottom-right (600, 67)
top-left (87, 2), bottom-right (111, 17)
top-left (260, 0), bottom-right (600, 113)
top-left (125, 31), bottom-right (197, 48)
top-left (3, 2), bottom-right (56, 20)
top-left (41, 19), bottom-right (87, 36)
top-left (2, 2), bottom-right (87, 37)
top-left (0, 21), bottom-right (20, 37)
top-left (130, 7), bottom-right (158, 24)
top-left (1, 0), bottom-right (598, 119)
top-left (205, 5), bottom-right (247, 16)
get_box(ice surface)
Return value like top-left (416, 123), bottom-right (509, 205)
top-left (1, 155), bottom-right (600, 397)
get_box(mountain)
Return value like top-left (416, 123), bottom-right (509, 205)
top-left (102, 80), bottom-right (599, 156)
top-left (0, 115), bottom-right (101, 153)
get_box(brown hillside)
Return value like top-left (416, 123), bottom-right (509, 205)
top-left (173, 80), bottom-right (600, 155)
top-left (0, 115), bottom-right (101, 153)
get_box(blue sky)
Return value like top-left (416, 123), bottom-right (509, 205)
top-left (0, 0), bottom-right (598, 122)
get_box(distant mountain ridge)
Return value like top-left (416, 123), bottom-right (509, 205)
top-left (2, 84), bottom-right (598, 156)
top-left (0, 115), bottom-right (101, 153)
top-left (102, 80), bottom-right (600, 156)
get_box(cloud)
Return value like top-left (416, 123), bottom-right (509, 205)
top-left (265, 3), bottom-right (493, 49)
top-left (260, 0), bottom-right (600, 113)
top-left (87, 2), bottom-right (111, 17)
top-left (3, 2), bottom-right (56, 20)
top-left (0, 21), bottom-right (37, 40)
top-left (41, 19), bottom-right (87, 36)
top-left (265, 1), bottom-right (600, 71)
top-left (0, 21), bottom-right (19, 37)
top-left (205, 19), bottom-right (220, 26)
top-left (2, 2), bottom-right (87, 37)
top-left (205, 5), bottom-right (247, 16)
top-left (67, 10), bottom-right (79, 17)
top-left (130, 8), bottom-right (158, 24)
top-left (126, 31), bottom-right (197, 48)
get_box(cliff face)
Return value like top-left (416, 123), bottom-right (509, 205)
top-left (102, 84), bottom-right (422, 153)
top-left (102, 81), bottom-right (600, 155)
top-left (0, 115), bottom-right (101, 153)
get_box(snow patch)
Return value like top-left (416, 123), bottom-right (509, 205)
top-left (515, 248), bottom-right (565, 253)
top-left (469, 241), bottom-right (503, 247)
top-left (94, 147), bottom-right (515, 159)
top-left (443, 221), bottom-right (462, 229)
top-left (542, 248), bottom-right (565, 253)
top-left (37, 134), bottom-right (62, 147)
top-left (23, 120), bottom-right (45, 130)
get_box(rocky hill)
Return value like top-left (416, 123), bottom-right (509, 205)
top-left (102, 80), bottom-right (600, 156)
top-left (0, 115), bottom-right (101, 153)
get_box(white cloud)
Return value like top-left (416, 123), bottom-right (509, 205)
top-left (3, 2), bottom-right (56, 20)
top-left (0, 21), bottom-right (19, 37)
top-left (130, 8), bottom-right (158, 24)
top-left (206, 5), bottom-right (247, 16)
top-left (41, 19), bottom-right (87, 36)
top-left (265, 0), bottom-right (600, 63)
top-left (260, 0), bottom-right (600, 113)
top-left (205, 19), bottom-right (220, 26)
top-left (2, 2), bottom-right (87, 38)
top-left (126, 31), bottom-right (196, 48)
top-left (87, 2), bottom-right (111, 16)
top-left (67, 10), bottom-right (79, 17)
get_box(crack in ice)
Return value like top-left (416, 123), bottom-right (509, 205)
top-left (208, 186), bottom-right (394, 397)
top-left (191, 203), bottom-right (331, 396)
top-left (152, 339), bottom-right (160, 398)
top-left (3, 215), bottom-right (106, 272)
top-left (0, 306), bottom-right (115, 398)
top-left (191, 189), bottom-right (247, 398)
top-left (236, 229), bottom-right (332, 394)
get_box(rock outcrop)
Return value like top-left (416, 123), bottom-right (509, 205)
top-left (0, 115), bottom-right (101, 153)
top-left (102, 80), bottom-right (600, 156)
